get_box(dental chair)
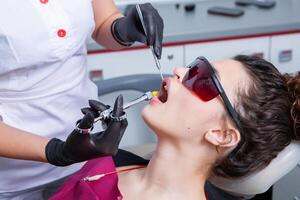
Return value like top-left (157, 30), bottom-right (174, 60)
top-left (95, 74), bottom-right (300, 200)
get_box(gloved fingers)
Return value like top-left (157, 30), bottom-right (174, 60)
top-left (81, 107), bottom-right (90, 115)
top-left (89, 100), bottom-right (110, 112)
top-left (154, 26), bottom-right (163, 59)
top-left (111, 95), bottom-right (125, 117)
top-left (91, 95), bottom-right (127, 156)
top-left (120, 5), bottom-right (147, 44)
top-left (94, 118), bottom-right (128, 156)
top-left (81, 107), bottom-right (99, 119)
top-left (77, 112), bottom-right (94, 129)
top-left (140, 3), bottom-right (156, 45)
top-left (131, 7), bottom-right (147, 45)
top-left (142, 14), bottom-right (155, 46)
top-left (134, 31), bottom-right (147, 45)
top-left (95, 95), bottom-right (127, 155)
top-left (154, 10), bottom-right (164, 59)
top-left (140, 3), bottom-right (164, 58)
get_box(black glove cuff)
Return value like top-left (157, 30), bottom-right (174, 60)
top-left (111, 17), bottom-right (134, 47)
top-left (45, 138), bottom-right (74, 167)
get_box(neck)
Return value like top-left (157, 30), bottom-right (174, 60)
top-left (140, 139), bottom-right (210, 200)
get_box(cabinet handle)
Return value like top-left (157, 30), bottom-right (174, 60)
top-left (279, 49), bottom-right (292, 63)
top-left (167, 54), bottom-right (174, 60)
top-left (90, 69), bottom-right (103, 82)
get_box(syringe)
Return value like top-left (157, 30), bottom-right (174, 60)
top-left (94, 91), bottom-right (158, 122)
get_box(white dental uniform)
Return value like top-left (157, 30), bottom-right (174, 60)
top-left (0, 0), bottom-right (98, 193)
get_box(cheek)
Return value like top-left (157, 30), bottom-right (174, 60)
top-left (164, 93), bottom-right (205, 133)
top-left (141, 88), bottom-right (225, 136)
top-left (141, 100), bottom-right (188, 136)
top-left (177, 95), bottom-right (224, 133)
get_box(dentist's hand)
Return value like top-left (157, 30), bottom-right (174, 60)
top-left (45, 95), bottom-right (128, 166)
top-left (112, 3), bottom-right (164, 59)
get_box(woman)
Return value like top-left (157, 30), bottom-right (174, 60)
top-left (51, 55), bottom-right (300, 200)
top-left (0, 0), bottom-right (163, 199)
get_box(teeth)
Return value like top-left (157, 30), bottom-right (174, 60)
top-left (164, 85), bottom-right (168, 91)
top-left (163, 80), bottom-right (168, 91)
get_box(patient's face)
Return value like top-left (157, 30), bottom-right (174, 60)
top-left (142, 59), bottom-right (249, 140)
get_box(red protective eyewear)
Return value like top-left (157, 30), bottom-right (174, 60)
top-left (182, 57), bottom-right (245, 157)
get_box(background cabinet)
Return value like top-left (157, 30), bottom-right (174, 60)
top-left (87, 34), bottom-right (300, 80)
top-left (184, 37), bottom-right (270, 64)
top-left (87, 46), bottom-right (184, 80)
top-left (270, 34), bottom-right (300, 73)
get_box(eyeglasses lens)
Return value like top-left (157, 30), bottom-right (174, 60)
top-left (182, 59), bottom-right (220, 102)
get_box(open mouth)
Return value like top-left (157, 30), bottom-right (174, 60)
top-left (158, 79), bottom-right (169, 103)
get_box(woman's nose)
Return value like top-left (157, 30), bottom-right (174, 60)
top-left (173, 67), bottom-right (189, 81)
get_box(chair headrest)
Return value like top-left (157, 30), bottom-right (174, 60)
top-left (124, 141), bottom-right (300, 195)
top-left (209, 141), bottom-right (300, 195)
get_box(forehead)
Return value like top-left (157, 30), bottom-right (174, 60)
top-left (210, 59), bottom-right (250, 102)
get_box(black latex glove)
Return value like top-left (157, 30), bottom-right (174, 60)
top-left (112, 3), bottom-right (164, 59)
top-left (45, 95), bottom-right (128, 166)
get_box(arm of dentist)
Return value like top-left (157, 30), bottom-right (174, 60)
top-left (0, 123), bottom-right (49, 162)
top-left (0, 96), bottom-right (127, 166)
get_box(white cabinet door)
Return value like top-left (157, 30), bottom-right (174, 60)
top-left (184, 37), bottom-right (270, 65)
top-left (270, 33), bottom-right (300, 73)
top-left (87, 46), bottom-right (184, 79)
top-left (160, 46), bottom-right (185, 73)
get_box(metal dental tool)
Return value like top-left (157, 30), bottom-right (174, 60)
top-left (136, 4), bottom-right (164, 81)
top-left (94, 91), bottom-right (158, 122)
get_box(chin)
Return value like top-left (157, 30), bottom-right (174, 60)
top-left (142, 107), bottom-right (175, 139)
top-left (142, 105), bottom-right (163, 134)
top-left (141, 105), bottom-right (155, 128)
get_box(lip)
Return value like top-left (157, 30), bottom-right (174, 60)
top-left (150, 96), bottom-right (162, 105)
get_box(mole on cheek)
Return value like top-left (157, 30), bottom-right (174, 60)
top-left (186, 127), bottom-right (191, 133)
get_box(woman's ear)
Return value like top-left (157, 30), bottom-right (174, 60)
top-left (204, 129), bottom-right (240, 148)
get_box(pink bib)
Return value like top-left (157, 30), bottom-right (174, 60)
top-left (50, 157), bottom-right (122, 200)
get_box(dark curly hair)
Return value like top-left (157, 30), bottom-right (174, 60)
top-left (213, 55), bottom-right (300, 178)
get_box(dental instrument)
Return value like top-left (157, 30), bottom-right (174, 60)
top-left (136, 4), bottom-right (164, 81)
top-left (94, 91), bottom-right (158, 122)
